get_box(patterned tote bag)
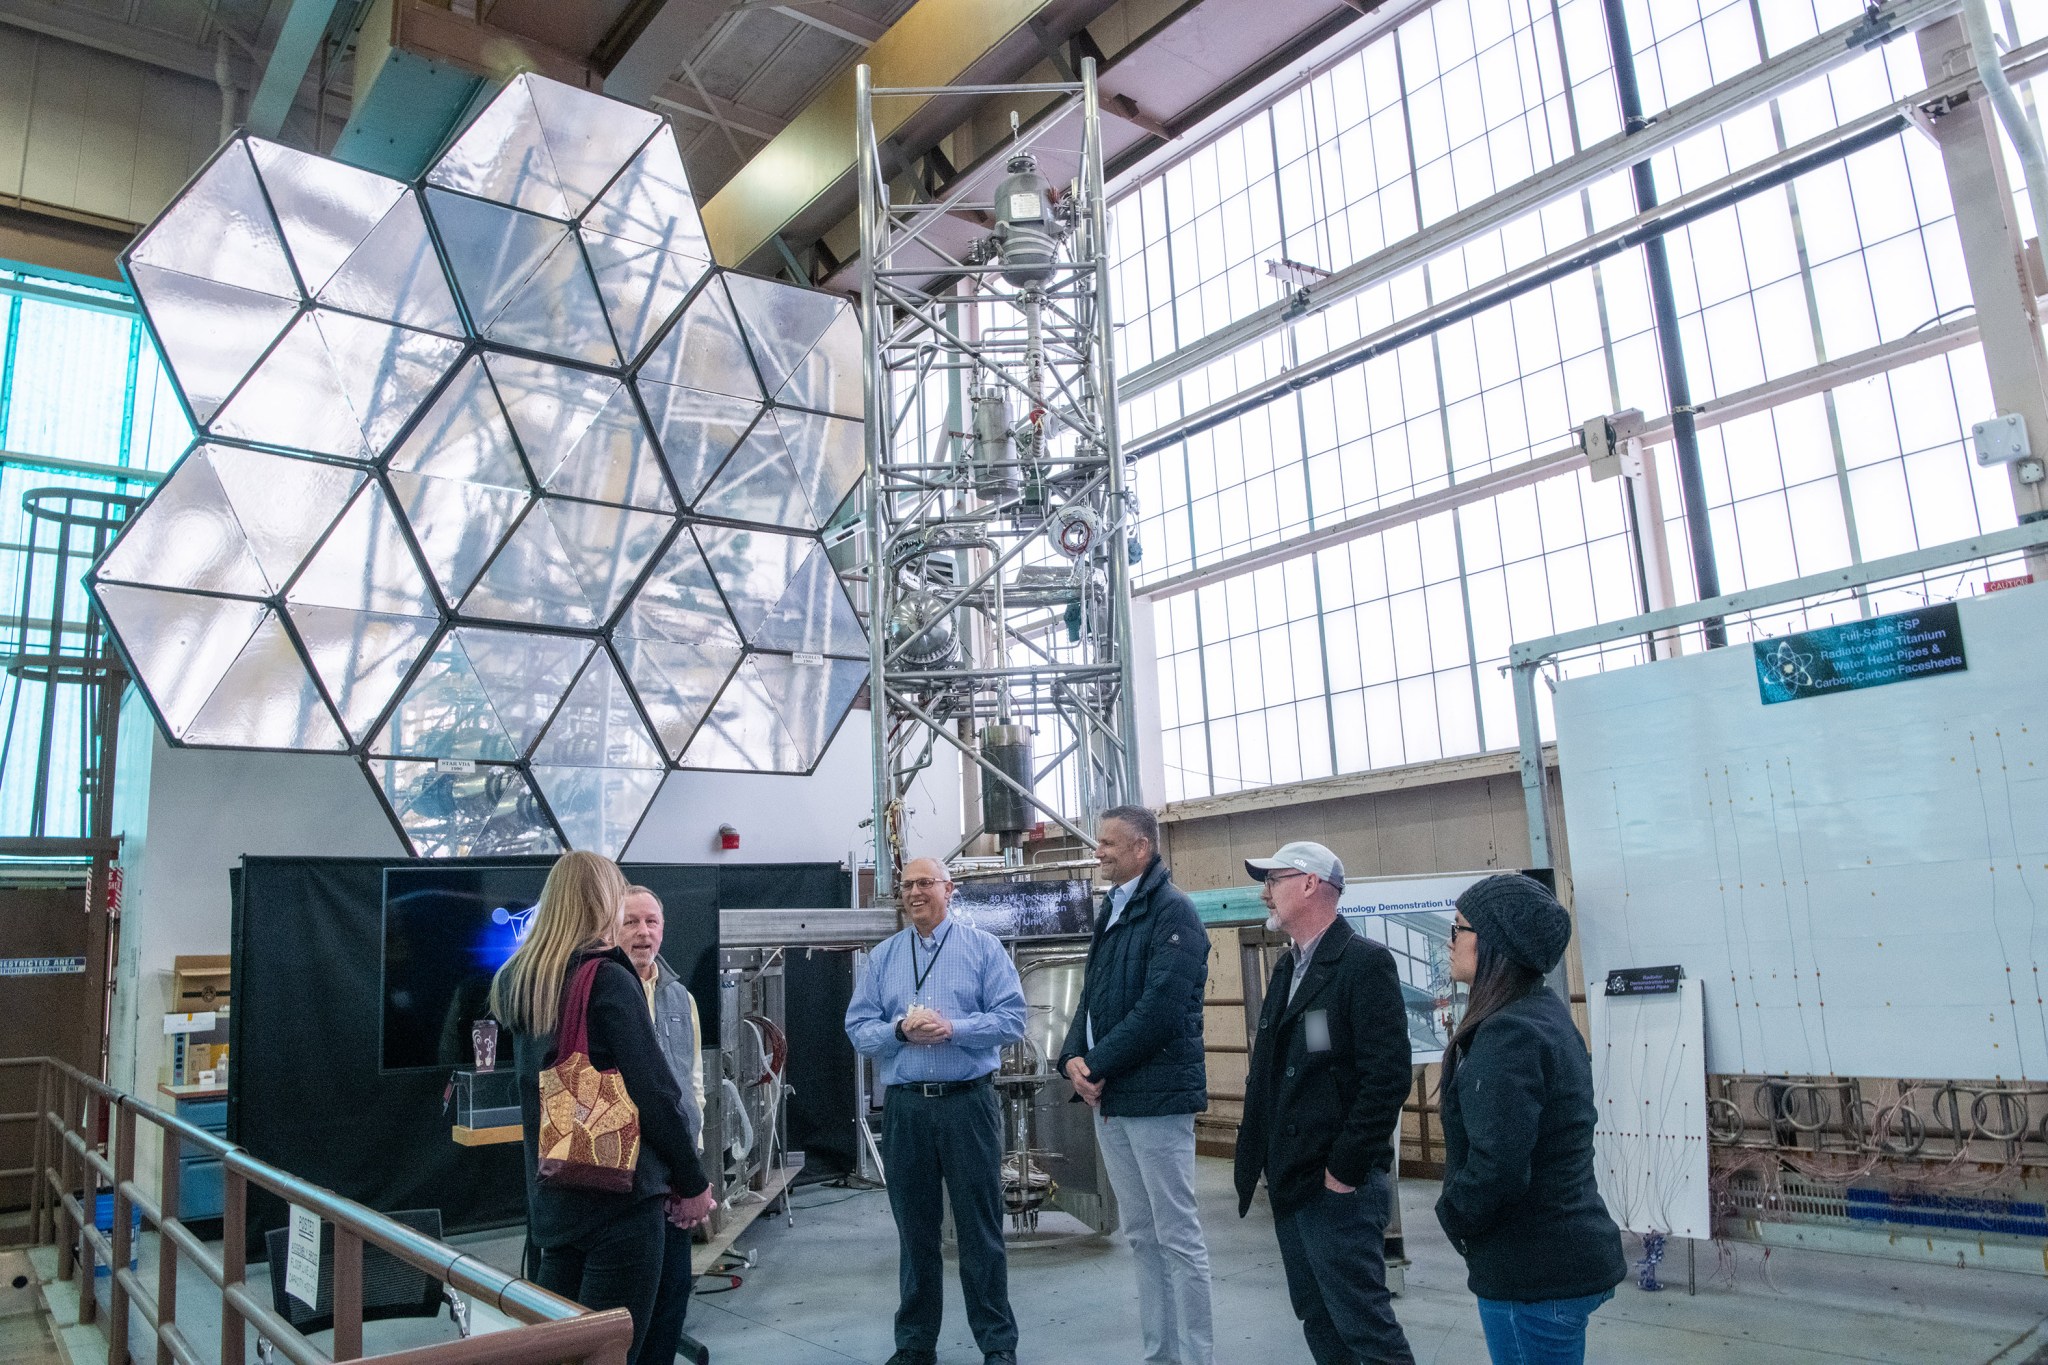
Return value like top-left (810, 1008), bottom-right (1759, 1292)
top-left (536, 958), bottom-right (642, 1191)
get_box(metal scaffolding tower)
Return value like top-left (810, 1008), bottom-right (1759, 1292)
top-left (856, 61), bottom-right (1136, 896)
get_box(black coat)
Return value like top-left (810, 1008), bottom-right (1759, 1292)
top-left (1056, 856), bottom-right (1208, 1117)
top-left (514, 947), bottom-right (710, 1249)
top-left (1435, 986), bottom-right (1626, 1303)
top-left (1234, 916), bottom-right (1411, 1220)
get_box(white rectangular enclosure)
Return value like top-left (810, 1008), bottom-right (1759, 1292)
top-left (1590, 977), bottom-right (1710, 1239)
top-left (1555, 583), bottom-right (2048, 1082)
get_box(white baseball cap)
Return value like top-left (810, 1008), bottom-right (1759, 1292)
top-left (1245, 840), bottom-right (1345, 890)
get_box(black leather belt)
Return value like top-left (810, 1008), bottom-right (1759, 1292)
top-left (888, 1075), bottom-right (992, 1098)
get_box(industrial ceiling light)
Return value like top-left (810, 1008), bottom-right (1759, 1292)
top-left (90, 73), bottom-right (869, 860)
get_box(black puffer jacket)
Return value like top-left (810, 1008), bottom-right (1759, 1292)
top-left (1436, 985), bottom-right (1626, 1303)
top-left (1056, 856), bottom-right (1208, 1116)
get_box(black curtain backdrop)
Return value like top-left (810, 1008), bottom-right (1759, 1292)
top-left (229, 855), bottom-right (850, 1247)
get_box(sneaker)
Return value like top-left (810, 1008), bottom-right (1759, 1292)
top-left (884, 1352), bottom-right (936, 1365)
top-left (983, 1353), bottom-right (1018, 1365)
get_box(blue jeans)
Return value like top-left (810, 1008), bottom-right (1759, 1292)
top-left (1474, 1290), bottom-right (1613, 1365)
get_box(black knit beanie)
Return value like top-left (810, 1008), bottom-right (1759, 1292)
top-left (1456, 873), bottom-right (1571, 972)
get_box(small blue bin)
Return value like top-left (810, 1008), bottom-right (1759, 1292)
top-left (92, 1192), bottom-right (141, 1276)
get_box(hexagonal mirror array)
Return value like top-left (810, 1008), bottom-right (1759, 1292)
top-left (89, 73), bottom-right (868, 859)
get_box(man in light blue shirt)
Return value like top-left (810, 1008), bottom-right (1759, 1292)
top-left (846, 856), bottom-right (1027, 1365)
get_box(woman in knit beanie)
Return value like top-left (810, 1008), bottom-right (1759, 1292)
top-left (1435, 873), bottom-right (1625, 1364)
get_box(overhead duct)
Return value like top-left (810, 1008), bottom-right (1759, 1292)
top-left (699, 0), bottom-right (1118, 274)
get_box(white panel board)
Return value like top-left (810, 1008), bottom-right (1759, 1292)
top-left (1591, 977), bottom-right (1710, 1239)
top-left (1555, 583), bottom-right (2048, 1082)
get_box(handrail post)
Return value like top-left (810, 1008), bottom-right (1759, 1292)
top-left (332, 1223), bottom-right (364, 1362)
top-left (110, 1101), bottom-right (134, 1365)
top-left (56, 1070), bottom-right (74, 1281)
top-left (158, 1128), bottom-right (181, 1365)
top-left (31, 1061), bottom-right (50, 1244)
top-left (221, 1165), bottom-right (246, 1365)
top-left (79, 1078), bottom-right (100, 1324)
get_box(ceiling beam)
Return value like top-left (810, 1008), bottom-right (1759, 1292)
top-left (730, 0), bottom-right (888, 45)
top-left (650, 79), bottom-right (785, 140)
top-left (246, 0), bottom-right (345, 137)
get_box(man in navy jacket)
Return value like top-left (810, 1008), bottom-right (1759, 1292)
top-left (1058, 804), bottom-right (1213, 1365)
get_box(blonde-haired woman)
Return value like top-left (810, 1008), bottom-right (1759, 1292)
top-left (494, 851), bottom-right (713, 1365)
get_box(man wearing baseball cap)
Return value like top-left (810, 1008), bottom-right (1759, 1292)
top-left (1234, 842), bottom-right (1415, 1365)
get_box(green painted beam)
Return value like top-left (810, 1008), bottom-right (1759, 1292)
top-left (1187, 885), bottom-right (1268, 926)
top-left (331, 47), bottom-right (486, 180)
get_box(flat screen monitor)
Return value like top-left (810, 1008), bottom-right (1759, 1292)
top-left (379, 864), bottom-right (722, 1073)
top-left (381, 864), bottom-right (550, 1072)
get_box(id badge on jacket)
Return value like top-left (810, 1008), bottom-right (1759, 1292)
top-left (1303, 1008), bottom-right (1332, 1054)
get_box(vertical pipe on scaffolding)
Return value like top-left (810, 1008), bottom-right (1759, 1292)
top-left (1084, 58), bottom-right (1141, 808)
top-left (857, 65), bottom-right (895, 900)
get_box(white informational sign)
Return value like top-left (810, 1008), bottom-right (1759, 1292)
top-left (1341, 871), bottom-right (1498, 1062)
top-left (1556, 581), bottom-right (2048, 1081)
top-left (1590, 977), bottom-right (1710, 1239)
top-left (1007, 191), bottom-right (1043, 220)
top-left (163, 1012), bottom-right (218, 1034)
top-left (284, 1205), bottom-right (322, 1309)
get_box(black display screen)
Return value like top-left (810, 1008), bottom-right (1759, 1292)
top-left (381, 864), bottom-right (550, 1072)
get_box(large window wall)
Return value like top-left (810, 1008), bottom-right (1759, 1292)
top-left (0, 264), bottom-right (187, 836)
top-left (1114, 0), bottom-right (2048, 802)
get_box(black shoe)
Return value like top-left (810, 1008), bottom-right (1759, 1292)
top-left (885, 1352), bottom-right (936, 1365)
top-left (983, 1353), bottom-right (1017, 1365)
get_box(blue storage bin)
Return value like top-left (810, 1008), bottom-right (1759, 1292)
top-left (92, 1193), bottom-right (141, 1276)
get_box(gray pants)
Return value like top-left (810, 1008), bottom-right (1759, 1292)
top-left (1094, 1111), bottom-right (1214, 1365)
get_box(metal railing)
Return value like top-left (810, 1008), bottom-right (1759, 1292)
top-left (0, 1056), bottom-right (631, 1365)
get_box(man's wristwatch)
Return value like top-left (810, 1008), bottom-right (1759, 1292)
top-left (895, 1019), bottom-right (908, 1042)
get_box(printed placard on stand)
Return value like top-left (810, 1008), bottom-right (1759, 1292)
top-left (285, 1205), bottom-right (322, 1308)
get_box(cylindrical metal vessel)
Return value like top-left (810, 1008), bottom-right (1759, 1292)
top-left (980, 723), bottom-right (1035, 834)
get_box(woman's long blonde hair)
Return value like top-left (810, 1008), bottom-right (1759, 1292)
top-left (489, 851), bottom-right (628, 1036)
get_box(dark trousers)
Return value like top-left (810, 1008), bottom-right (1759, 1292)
top-left (881, 1080), bottom-right (1018, 1353)
top-left (640, 1218), bottom-right (696, 1364)
top-left (536, 1196), bottom-right (667, 1365)
top-left (1272, 1172), bottom-right (1414, 1365)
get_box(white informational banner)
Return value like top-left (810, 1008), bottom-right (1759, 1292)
top-left (285, 1205), bottom-right (322, 1309)
top-left (1591, 978), bottom-right (1710, 1239)
top-left (1341, 871), bottom-right (1498, 1062)
top-left (1556, 582), bottom-right (2048, 1081)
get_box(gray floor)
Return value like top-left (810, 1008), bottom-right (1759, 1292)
top-left (648, 1161), bottom-right (2048, 1365)
top-left (54, 1161), bottom-right (2048, 1364)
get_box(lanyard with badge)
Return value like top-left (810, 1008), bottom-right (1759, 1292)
top-left (911, 925), bottom-right (951, 1006)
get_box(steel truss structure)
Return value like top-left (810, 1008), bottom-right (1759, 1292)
top-left (856, 62), bottom-right (1136, 895)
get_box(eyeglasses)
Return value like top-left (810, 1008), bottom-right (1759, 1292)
top-left (1449, 922), bottom-right (1473, 941)
top-left (900, 877), bottom-right (948, 893)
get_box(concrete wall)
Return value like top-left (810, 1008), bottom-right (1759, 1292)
top-left (1162, 753), bottom-right (1565, 894)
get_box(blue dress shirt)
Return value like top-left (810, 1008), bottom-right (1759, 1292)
top-left (845, 915), bottom-right (1028, 1086)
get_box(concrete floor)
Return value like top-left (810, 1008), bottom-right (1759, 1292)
top-left (653, 1161), bottom-right (2048, 1365)
top-left (37, 1160), bottom-right (2048, 1364)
